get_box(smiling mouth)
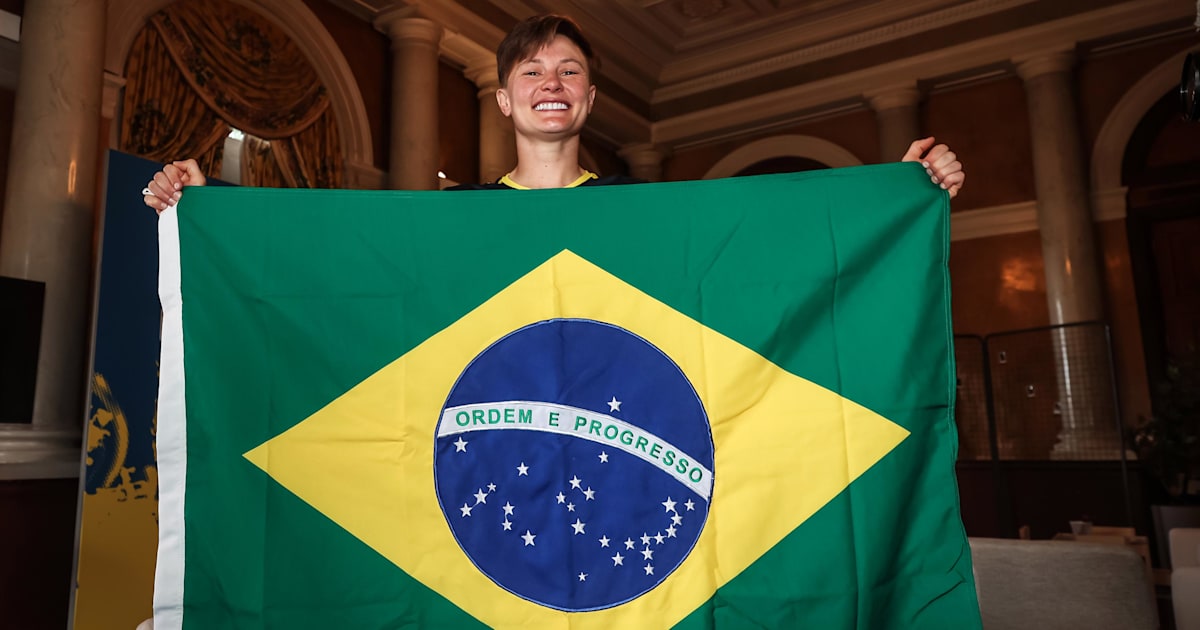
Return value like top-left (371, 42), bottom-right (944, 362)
top-left (534, 102), bottom-right (569, 111)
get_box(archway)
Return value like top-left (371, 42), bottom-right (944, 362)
top-left (105, 0), bottom-right (375, 185)
top-left (1092, 45), bottom-right (1194, 195)
top-left (702, 135), bottom-right (862, 180)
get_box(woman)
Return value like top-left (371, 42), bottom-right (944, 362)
top-left (143, 15), bottom-right (963, 207)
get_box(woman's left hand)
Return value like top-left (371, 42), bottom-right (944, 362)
top-left (901, 137), bottom-right (964, 199)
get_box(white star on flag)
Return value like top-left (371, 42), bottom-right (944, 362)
top-left (556, 492), bottom-right (566, 504)
top-left (624, 538), bottom-right (635, 550)
top-left (599, 451), bottom-right (609, 463)
top-left (502, 520), bottom-right (512, 531)
top-left (487, 483), bottom-right (496, 492)
top-left (579, 572), bottom-right (588, 582)
top-left (667, 526), bottom-right (677, 538)
top-left (685, 499), bottom-right (695, 511)
top-left (672, 514), bottom-right (683, 526)
top-left (522, 530), bottom-right (536, 546)
top-left (654, 532), bottom-right (665, 545)
top-left (640, 533), bottom-right (651, 546)
top-left (474, 489), bottom-right (488, 504)
top-left (583, 487), bottom-right (595, 501)
top-left (572, 519), bottom-right (586, 535)
top-left (612, 552), bottom-right (624, 566)
top-left (502, 502), bottom-right (515, 516)
top-left (607, 396), bottom-right (622, 412)
top-left (460, 504), bottom-right (472, 517)
top-left (644, 564), bottom-right (654, 575)
top-left (567, 503), bottom-right (576, 512)
top-left (453, 437), bottom-right (468, 452)
top-left (663, 497), bottom-right (676, 512)
top-left (516, 462), bottom-right (529, 476)
top-left (641, 547), bottom-right (654, 560)
top-left (569, 475), bottom-right (582, 489)
top-left (599, 536), bottom-right (610, 548)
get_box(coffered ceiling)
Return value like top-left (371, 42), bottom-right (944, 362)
top-left (331, 0), bottom-right (1197, 150)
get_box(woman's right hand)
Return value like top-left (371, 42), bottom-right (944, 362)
top-left (143, 159), bottom-right (207, 213)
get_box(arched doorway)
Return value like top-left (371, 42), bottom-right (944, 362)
top-left (702, 135), bottom-right (862, 179)
top-left (1123, 87), bottom-right (1200, 386)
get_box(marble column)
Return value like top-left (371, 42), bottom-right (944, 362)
top-left (1015, 49), bottom-right (1115, 459)
top-left (464, 59), bottom-right (516, 184)
top-left (618, 144), bottom-right (668, 182)
top-left (0, 0), bottom-right (106, 478)
top-left (375, 13), bottom-right (442, 191)
top-left (866, 83), bottom-right (921, 163)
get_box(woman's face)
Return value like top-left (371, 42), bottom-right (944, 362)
top-left (497, 35), bottom-right (597, 143)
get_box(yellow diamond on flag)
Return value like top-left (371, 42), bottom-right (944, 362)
top-left (243, 249), bottom-right (909, 628)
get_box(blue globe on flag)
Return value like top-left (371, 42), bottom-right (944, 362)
top-left (433, 318), bottom-right (714, 611)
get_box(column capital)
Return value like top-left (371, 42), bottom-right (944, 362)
top-left (864, 82), bottom-right (920, 112)
top-left (375, 12), bottom-right (442, 48)
top-left (463, 57), bottom-right (501, 96)
top-left (618, 143), bottom-right (670, 182)
top-left (1013, 47), bottom-right (1076, 81)
top-left (618, 142), bottom-right (669, 164)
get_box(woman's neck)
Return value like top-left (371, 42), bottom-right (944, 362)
top-left (507, 135), bottom-right (585, 189)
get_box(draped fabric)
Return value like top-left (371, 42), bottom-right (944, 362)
top-left (241, 135), bottom-right (286, 189)
top-left (121, 25), bottom-right (229, 177)
top-left (120, 0), bottom-right (343, 187)
top-left (272, 109), bottom-right (344, 189)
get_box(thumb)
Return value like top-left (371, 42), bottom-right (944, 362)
top-left (172, 160), bottom-right (206, 186)
top-left (900, 137), bottom-right (935, 163)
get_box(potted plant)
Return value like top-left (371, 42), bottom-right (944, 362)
top-left (1128, 353), bottom-right (1200, 567)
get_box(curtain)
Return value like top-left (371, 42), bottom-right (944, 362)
top-left (121, 25), bottom-right (229, 178)
top-left (120, 0), bottom-right (344, 187)
top-left (241, 135), bottom-right (286, 189)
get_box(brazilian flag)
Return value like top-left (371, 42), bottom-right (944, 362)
top-left (153, 164), bottom-right (981, 629)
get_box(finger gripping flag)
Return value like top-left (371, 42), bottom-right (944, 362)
top-left (154, 164), bottom-right (982, 629)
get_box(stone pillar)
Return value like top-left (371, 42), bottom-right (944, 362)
top-left (1015, 49), bottom-right (1116, 459)
top-left (618, 144), bottom-right (668, 182)
top-left (464, 59), bottom-right (516, 184)
top-left (375, 13), bottom-right (442, 191)
top-left (0, 0), bottom-right (106, 478)
top-left (866, 83), bottom-right (921, 162)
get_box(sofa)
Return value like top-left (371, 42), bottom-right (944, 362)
top-left (1173, 528), bottom-right (1200, 630)
top-left (969, 537), bottom-right (1157, 630)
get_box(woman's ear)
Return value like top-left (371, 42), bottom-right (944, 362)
top-left (496, 88), bottom-right (512, 117)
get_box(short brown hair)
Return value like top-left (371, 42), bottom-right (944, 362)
top-left (496, 14), bottom-right (597, 87)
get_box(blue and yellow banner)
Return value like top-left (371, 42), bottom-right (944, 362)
top-left (74, 151), bottom-right (168, 629)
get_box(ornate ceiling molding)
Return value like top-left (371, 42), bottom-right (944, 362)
top-left (654, 0), bottom-right (1037, 97)
top-left (650, 0), bottom-right (1195, 150)
top-left (328, 0), bottom-right (1193, 153)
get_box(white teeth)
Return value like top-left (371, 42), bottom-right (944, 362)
top-left (534, 102), bottom-right (568, 111)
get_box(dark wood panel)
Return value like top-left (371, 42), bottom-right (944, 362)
top-left (0, 478), bottom-right (78, 630)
